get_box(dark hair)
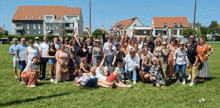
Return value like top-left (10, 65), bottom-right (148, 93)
top-left (29, 39), bottom-right (34, 43)
top-left (31, 56), bottom-right (39, 61)
top-left (70, 39), bottom-right (76, 46)
top-left (81, 42), bottom-right (87, 49)
top-left (170, 38), bottom-right (177, 44)
top-left (158, 33), bottom-right (162, 36)
top-left (187, 42), bottom-right (193, 46)
top-left (49, 41), bottom-right (56, 51)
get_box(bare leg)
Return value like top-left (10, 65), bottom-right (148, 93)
top-left (97, 82), bottom-right (111, 88)
top-left (144, 74), bottom-right (150, 80)
top-left (139, 71), bottom-right (145, 82)
top-left (156, 84), bottom-right (161, 87)
top-left (49, 64), bottom-right (53, 79)
top-left (115, 83), bottom-right (127, 88)
top-left (19, 70), bottom-right (22, 79)
top-left (187, 66), bottom-right (191, 76)
top-left (53, 64), bottom-right (56, 78)
top-left (14, 67), bottom-right (17, 79)
top-left (98, 78), bottom-right (111, 85)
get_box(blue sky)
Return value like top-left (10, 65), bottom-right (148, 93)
top-left (0, 0), bottom-right (220, 32)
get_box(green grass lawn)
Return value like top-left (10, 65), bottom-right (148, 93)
top-left (0, 43), bottom-right (220, 108)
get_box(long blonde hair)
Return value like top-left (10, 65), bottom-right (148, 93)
top-left (154, 38), bottom-right (162, 47)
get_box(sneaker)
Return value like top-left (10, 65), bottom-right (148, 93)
top-left (182, 80), bottom-right (186, 85)
top-left (50, 78), bottom-right (54, 82)
top-left (119, 82), bottom-right (126, 86)
top-left (21, 81), bottom-right (24, 85)
top-left (189, 83), bottom-right (194, 86)
top-left (54, 81), bottom-right (58, 83)
top-left (29, 85), bottom-right (36, 87)
top-left (187, 75), bottom-right (191, 80)
top-left (127, 84), bottom-right (132, 88)
top-left (133, 80), bottom-right (136, 84)
top-left (175, 80), bottom-right (180, 84)
top-left (126, 80), bottom-right (130, 82)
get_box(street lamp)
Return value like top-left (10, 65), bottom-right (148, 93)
top-left (193, 0), bottom-right (197, 36)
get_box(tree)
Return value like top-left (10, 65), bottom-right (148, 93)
top-left (207, 21), bottom-right (219, 36)
top-left (4, 30), bottom-right (8, 36)
top-left (200, 26), bottom-right (208, 35)
top-left (196, 29), bottom-right (203, 37)
top-left (181, 28), bottom-right (193, 38)
top-left (92, 29), bottom-right (102, 38)
top-left (189, 22), bottom-right (202, 29)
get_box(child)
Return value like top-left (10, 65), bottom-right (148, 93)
top-left (115, 62), bottom-right (125, 83)
top-left (139, 57), bottom-right (151, 83)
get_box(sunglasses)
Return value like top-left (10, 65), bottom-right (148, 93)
top-left (29, 42), bottom-right (33, 43)
top-left (144, 45), bottom-right (148, 46)
top-left (162, 44), bottom-right (167, 45)
top-left (180, 44), bottom-right (184, 46)
top-left (187, 45), bottom-right (192, 46)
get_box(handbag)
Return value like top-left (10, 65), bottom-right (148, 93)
top-left (61, 68), bottom-right (68, 74)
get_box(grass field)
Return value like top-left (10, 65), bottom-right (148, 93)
top-left (0, 43), bottom-right (220, 108)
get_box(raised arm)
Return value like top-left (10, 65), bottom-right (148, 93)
top-left (166, 26), bottom-right (169, 37)
top-left (150, 24), bottom-right (154, 38)
top-left (131, 28), bottom-right (135, 39)
top-left (98, 54), bottom-right (107, 69)
top-left (25, 48), bottom-right (28, 64)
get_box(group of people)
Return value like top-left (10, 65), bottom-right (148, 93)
top-left (9, 24), bottom-right (213, 88)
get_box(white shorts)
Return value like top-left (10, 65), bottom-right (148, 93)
top-left (186, 56), bottom-right (190, 67)
top-left (13, 58), bottom-right (19, 67)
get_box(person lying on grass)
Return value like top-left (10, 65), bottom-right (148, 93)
top-left (74, 69), bottom-right (117, 88)
top-left (139, 56), bottom-right (151, 83)
top-left (90, 54), bottom-right (132, 88)
top-left (149, 58), bottom-right (165, 87)
top-left (21, 56), bottom-right (40, 87)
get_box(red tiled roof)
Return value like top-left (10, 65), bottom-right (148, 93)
top-left (12, 6), bottom-right (81, 20)
top-left (218, 24), bottom-right (220, 28)
top-left (113, 17), bottom-right (138, 29)
top-left (153, 17), bottom-right (190, 28)
top-left (0, 26), bottom-right (5, 32)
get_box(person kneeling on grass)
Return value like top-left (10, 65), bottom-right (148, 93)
top-left (74, 69), bottom-right (116, 88)
top-left (139, 57), bottom-right (151, 83)
top-left (90, 54), bottom-right (132, 88)
top-left (149, 58), bottom-right (165, 87)
top-left (21, 56), bottom-right (40, 87)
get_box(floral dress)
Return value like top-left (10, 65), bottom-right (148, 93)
top-left (149, 65), bottom-right (165, 85)
top-left (166, 45), bottom-right (177, 77)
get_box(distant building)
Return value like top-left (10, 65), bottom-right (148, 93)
top-left (12, 6), bottom-right (83, 36)
top-left (134, 17), bottom-right (190, 38)
top-left (109, 17), bottom-right (144, 38)
top-left (0, 26), bottom-right (5, 33)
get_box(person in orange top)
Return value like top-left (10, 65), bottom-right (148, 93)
top-left (196, 37), bottom-right (213, 82)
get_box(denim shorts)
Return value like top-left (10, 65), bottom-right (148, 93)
top-left (48, 58), bottom-right (57, 64)
top-left (85, 78), bottom-right (98, 87)
top-left (19, 61), bottom-right (26, 71)
top-left (120, 75), bottom-right (124, 81)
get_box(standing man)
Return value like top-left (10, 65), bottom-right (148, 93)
top-left (103, 36), bottom-right (116, 51)
top-left (146, 35), bottom-right (155, 53)
top-left (136, 37), bottom-right (143, 50)
top-left (15, 38), bottom-right (28, 81)
top-left (86, 37), bottom-right (94, 64)
top-left (34, 37), bottom-right (41, 48)
top-left (39, 36), bottom-right (49, 79)
top-left (9, 38), bottom-right (19, 79)
top-left (54, 37), bottom-right (60, 50)
top-left (102, 25), bottom-right (108, 45)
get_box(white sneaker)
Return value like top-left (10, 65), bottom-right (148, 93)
top-left (21, 81), bottom-right (24, 85)
top-left (50, 78), bottom-right (54, 82)
top-left (119, 82), bottom-right (126, 86)
top-left (126, 80), bottom-right (130, 82)
top-left (189, 83), bottom-right (194, 86)
top-left (182, 80), bottom-right (186, 85)
top-left (187, 75), bottom-right (191, 80)
top-left (175, 80), bottom-right (180, 84)
top-left (54, 81), bottom-right (58, 83)
top-left (133, 80), bottom-right (136, 84)
top-left (29, 85), bottom-right (36, 87)
top-left (127, 84), bottom-right (132, 88)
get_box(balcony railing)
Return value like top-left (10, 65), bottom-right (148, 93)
top-left (13, 26), bottom-right (23, 30)
top-left (45, 26), bottom-right (60, 30)
top-left (65, 26), bottom-right (75, 30)
top-left (44, 20), bottom-right (77, 23)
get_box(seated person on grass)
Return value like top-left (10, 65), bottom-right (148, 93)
top-left (139, 57), bottom-right (151, 83)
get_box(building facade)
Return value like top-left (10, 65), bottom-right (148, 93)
top-left (12, 6), bottom-right (83, 36)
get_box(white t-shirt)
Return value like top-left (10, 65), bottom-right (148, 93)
top-left (90, 67), bottom-right (107, 80)
top-left (24, 62), bottom-right (38, 72)
top-left (39, 42), bottom-right (49, 58)
top-left (125, 53), bottom-right (140, 71)
top-left (141, 51), bottom-right (153, 61)
top-left (34, 43), bottom-right (41, 48)
top-left (173, 48), bottom-right (187, 65)
top-left (27, 46), bottom-right (38, 62)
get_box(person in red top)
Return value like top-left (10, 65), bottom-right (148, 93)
top-left (196, 37), bottom-right (213, 82)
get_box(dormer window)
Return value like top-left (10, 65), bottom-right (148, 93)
top-left (174, 23), bottom-right (178, 28)
top-left (32, 16), bottom-right (35, 19)
top-left (39, 16), bottom-right (42, 19)
top-left (26, 16), bottom-right (28, 19)
top-left (164, 23), bottom-right (167, 27)
top-left (179, 23), bottom-right (183, 28)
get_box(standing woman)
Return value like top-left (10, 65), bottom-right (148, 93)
top-left (46, 41), bottom-right (57, 82)
top-left (68, 39), bottom-right (78, 80)
top-left (126, 39), bottom-right (135, 53)
top-left (196, 37), bottom-right (213, 82)
top-left (153, 38), bottom-right (163, 59)
top-left (160, 41), bottom-right (170, 84)
top-left (92, 39), bottom-right (103, 67)
top-left (104, 43), bottom-right (117, 75)
top-left (173, 42), bottom-right (187, 85)
top-left (77, 42), bottom-right (88, 67)
top-left (25, 39), bottom-right (40, 63)
top-left (55, 44), bottom-right (69, 83)
top-left (166, 38), bottom-right (177, 81)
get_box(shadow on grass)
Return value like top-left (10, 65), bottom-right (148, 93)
top-left (37, 82), bottom-right (51, 86)
top-left (80, 86), bottom-right (99, 90)
top-left (0, 92), bottom-right (70, 107)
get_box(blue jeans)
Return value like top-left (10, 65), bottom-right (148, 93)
top-left (41, 57), bottom-right (48, 79)
top-left (176, 64), bottom-right (186, 80)
top-left (19, 61), bottom-right (26, 71)
top-left (125, 65), bottom-right (137, 81)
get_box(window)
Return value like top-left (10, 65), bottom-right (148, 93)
top-left (33, 24), bottom-right (36, 29)
top-left (162, 30), bottom-right (167, 35)
top-left (155, 30), bottom-right (162, 35)
top-left (16, 23), bottom-right (22, 27)
top-left (27, 24), bottom-right (29, 29)
top-left (27, 30), bottom-right (29, 34)
top-left (134, 24), bottom-right (137, 27)
top-left (38, 30), bottom-right (41, 34)
top-left (38, 24), bottom-right (40, 29)
top-left (179, 23), bottom-right (183, 28)
top-left (174, 23), bottom-right (178, 28)
top-left (34, 30), bottom-right (36, 34)
top-left (179, 30), bottom-right (182, 35)
top-left (164, 23), bottom-right (167, 27)
top-left (45, 16), bottom-right (53, 20)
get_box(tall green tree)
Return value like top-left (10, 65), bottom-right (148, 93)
top-left (207, 21), bottom-right (219, 36)
top-left (200, 26), bottom-right (208, 35)
top-left (181, 28), bottom-right (193, 38)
